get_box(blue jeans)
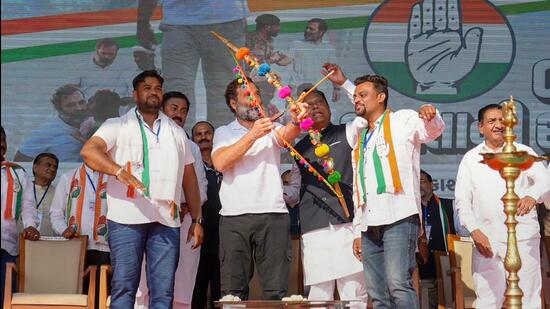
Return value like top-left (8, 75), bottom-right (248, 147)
top-left (107, 220), bottom-right (180, 309)
top-left (361, 215), bottom-right (419, 309)
top-left (1, 249), bottom-right (17, 306)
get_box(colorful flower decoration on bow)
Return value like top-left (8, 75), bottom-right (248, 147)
top-left (211, 31), bottom-right (349, 217)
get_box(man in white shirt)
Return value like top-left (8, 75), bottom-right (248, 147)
top-left (135, 91), bottom-right (208, 309)
top-left (455, 103), bottom-right (548, 308)
top-left (288, 18), bottom-right (340, 102)
top-left (30, 152), bottom-right (59, 236)
top-left (71, 38), bottom-right (132, 101)
top-left (1, 126), bottom-right (40, 306)
top-left (15, 85), bottom-right (88, 162)
top-left (50, 163), bottom-right (110, 307)
top-left (212, 77), bottom-right (307, 300)
top-left (323, 63), bottom-right (445, 308)
top-left (80, 70), bottom-right (203, 308)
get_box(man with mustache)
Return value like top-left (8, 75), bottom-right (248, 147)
top-left (30, 152), bottom-right (59, 236)
top-left (288, 18), bottom-right (340, 102)
top-left (212, 77), bottom-right (307, 300)
top-left (247, 14), bottom-right (291, 112)
top-left (135, 91), bottom-right (208, 309)
top-left (191, 121), bottom-right (224, 308)
top-left (80, 70), bottom-right (203, 308)
top-left (15, 84), bottom-right (89, 162)
top-left (455, 104), bottom-right (548, 308)
top-left (71, 38), bottom-right (132, 100)
top-left (286, 89), bottom-right (368, 307)
top-left (323, 63), bottom-right (445, 308)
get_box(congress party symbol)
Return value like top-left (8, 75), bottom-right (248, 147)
top-left (364, 0), bottom-right (515, 103)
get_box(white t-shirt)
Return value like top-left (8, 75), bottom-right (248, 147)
top-left (70, 59), bottom-right (132, 100)
top-left (93, 112), bottom-right (194, 227)
top-left (212, 119), bottom-right (287, 216)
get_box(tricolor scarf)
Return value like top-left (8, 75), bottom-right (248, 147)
top-left (433, 195), bottom-right (451, 252)
top-left (353, 110), bottom-right (403, 206)
top-left (117, 108), bottom-right (183, 221)
top-left (1, 161), bottom-right (24, 220)
top-left (66, 165), bottom-right (108, 242)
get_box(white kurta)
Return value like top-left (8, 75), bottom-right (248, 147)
top-left (301, 223), bottom-right (363, 285)
top-left (455, 142), bottom-right (548, 308)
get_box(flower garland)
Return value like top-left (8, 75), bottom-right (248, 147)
top-left (233, 46), bottom-right (342, 185)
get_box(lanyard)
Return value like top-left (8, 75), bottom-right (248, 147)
top-left (33, 183), bottom-right (50, 209)
top-left (137, 110), bottom-right (161, 143)
top-left (135, 109), bottom-right (152, 197)
top-left (85, 170), bottom-right (96, 194)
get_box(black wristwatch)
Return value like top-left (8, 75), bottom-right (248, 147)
top-left (191, 218), bottom-right (204, 225)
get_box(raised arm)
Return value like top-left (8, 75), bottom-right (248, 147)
top-left (275, 99), bottom-right (308, 146)
top-left (212, 118), bottom-right (273, 173)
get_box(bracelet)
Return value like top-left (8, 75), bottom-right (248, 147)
top-left (114, 166), bottom-right (124, 178)
top-left (291, 120), bottom-right (300, 127)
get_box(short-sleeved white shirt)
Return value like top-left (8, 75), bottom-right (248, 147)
top-left (212, 119), bottom-right (287, 216)
top-left (93, 112), bottom-right (194, 227)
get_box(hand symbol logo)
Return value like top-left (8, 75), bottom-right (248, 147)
top-left (405, 0), bottom-right (483, 95)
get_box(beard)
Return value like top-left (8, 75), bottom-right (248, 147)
top-left (59, 110), bottom-right (89, 128)
top-left (142, 95), bottom-right (161, 110)
top-left (355, 104), bottom-right (366, 117)
top-left (236, 104), bottom-right (261, 122)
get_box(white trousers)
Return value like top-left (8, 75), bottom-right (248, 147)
top-left (472, 237), bottom-right (541, 309)
top-left (307, 271), bottom-right (368, 309)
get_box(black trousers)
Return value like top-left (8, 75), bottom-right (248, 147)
top-left (219, 213), bottom-right (291, 300)
top-left (83, 249), bottom-right (111, 309)
top-left (192, 249), bottom-right (221, 309)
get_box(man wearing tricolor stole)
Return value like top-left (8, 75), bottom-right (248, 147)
top-left (323, 64), bottom-right (445, 308)
top-left (455, 104), bottom-right (548, 308)
top-left (1, 126), bottom-right (40, 306)
top-left (50, 163), bottom-right (110, 305)
top-left (80, 71), bottom-right (203, 308)
top-left (135, 91), bottom-right (209, 309)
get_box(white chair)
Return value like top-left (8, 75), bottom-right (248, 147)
top-left (3, 235), bottom-right (96, 309)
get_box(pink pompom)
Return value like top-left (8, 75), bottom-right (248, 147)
top-left (299, 117), bottom-right (314, 131)
top-left (278, 86), bottom-right (292, 99)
